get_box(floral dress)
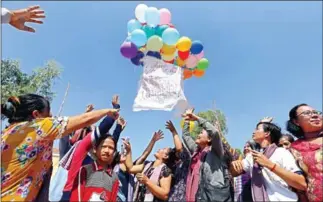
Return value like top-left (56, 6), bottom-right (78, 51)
top-left (168, 149), bottom-right (190, 201)
top-left (1, 117), bottom-right (68, 201)
top-left (290, 138), bottom-right (323, 202)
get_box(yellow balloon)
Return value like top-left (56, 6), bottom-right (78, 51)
top-left (180, 120), bottom-right (195, 132)
top-left (176, 36), bottom-right (192, 52)
top-left (176, 57), bottom-right (186, 67)
top-left (147, 36), bottom-right (163, 51)
top-left (161, 44), bottom-right (176, 55)
top-left (162, 53), bottom-right (176, 61)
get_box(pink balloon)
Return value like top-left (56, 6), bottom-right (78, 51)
top-left (195, 51), bottom-right (204, 60)
top-left (159, 8), bottom-right (171, 25)
top-left (185, 55), bottom-right (198, 69)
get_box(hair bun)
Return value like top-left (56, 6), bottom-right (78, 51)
top-left (1, 101), bottom-right (16, 118)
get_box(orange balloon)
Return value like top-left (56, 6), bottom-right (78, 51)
top-left (193, 69), bottom-right (205, 78)
top-left (176, 57), bottom-right (186, 67)
top-left (183, 69), bottom-right (193, 80)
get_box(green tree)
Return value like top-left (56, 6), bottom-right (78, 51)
top-left (190, 109), bottom-right (228, 139)
top-left (1, 59), bottom-right (62, 103)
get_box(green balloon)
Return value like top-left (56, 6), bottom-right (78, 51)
top-left (155, 25), bottom-right (169, 37)
top-left (142, 25), bottom-right (155, 39)
top-left (197, 58), bottom-right (209, 70)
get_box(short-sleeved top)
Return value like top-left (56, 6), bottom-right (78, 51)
top-left (135, 161), bottom-right (171, 202)
top-left (242, 147), bottom-right (300, 201)
top-left (1, 117), bottom-right (68, 201)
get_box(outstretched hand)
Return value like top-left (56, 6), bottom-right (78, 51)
top-left (259, 116), bottom-right (273, 123)
top-left (112, 95), bottom-right (119, 106)
top-left (85, 104), bottom-right (94, 113)
top-left (122, 138), bottom-right (131, 153)
top-left (182, 108), bottom-right (198, 121)
top-left (9, 5), bottom-right (45, 33)
top-left (152, 130), bottom-right (164, 142)
top-left (117, 116), bottom-right (127, 130)
top-left (165, 120), bottom-right (177, 134)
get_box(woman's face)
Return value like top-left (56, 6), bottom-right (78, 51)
top-left (195, 129), bottom-right (211, 147)
top-left (252, 124), bottom-right (267, 144)
top-left (243, 143), bottom-right (252, 155)
top-left (278, 137), bottom-right (291, 149)
top-left (154, 147), bottom-right (170, 161)
top-left (294, 105), bottom-right (322, 133)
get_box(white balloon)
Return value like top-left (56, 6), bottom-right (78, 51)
top-left (135, 4), bottom-right (148, 23)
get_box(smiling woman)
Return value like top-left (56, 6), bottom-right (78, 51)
top-left (287, 104), bottom-right (323, 202)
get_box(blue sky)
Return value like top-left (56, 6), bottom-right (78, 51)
top-left (2, 1), bottom-right (322, 158)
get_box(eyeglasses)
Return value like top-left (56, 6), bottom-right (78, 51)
top-left (297, 110), bottom-right (322, 117)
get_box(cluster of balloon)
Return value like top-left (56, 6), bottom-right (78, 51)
top-left (120, 4), bottom-right (210, 79)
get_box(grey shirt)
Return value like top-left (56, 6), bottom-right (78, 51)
top-left (182, 117), bottom-right (232, 201)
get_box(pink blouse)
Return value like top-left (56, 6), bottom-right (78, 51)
top-left (291, 138), bottom-right (322, 202)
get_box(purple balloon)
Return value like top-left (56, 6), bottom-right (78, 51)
top-left (120, 41), bottom-right (138, 58)
top-left (131, 51), bottom-right (145, 66)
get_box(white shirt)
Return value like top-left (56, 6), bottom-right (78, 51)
top-left (243, 147), bottom-right (300, 201)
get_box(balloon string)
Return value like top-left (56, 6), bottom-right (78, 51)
top-left (57, 82), bottom-right (70, 117)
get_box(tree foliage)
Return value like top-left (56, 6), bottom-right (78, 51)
top-left (190, 109), bottom-right (228, 139)
top-left (1, 59), bottom-right (62, 103)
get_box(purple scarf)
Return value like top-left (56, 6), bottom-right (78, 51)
top-left (251, 143), bottom-right (278, 202)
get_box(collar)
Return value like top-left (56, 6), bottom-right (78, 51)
top-left (93, 161), bottom-right (113, 176)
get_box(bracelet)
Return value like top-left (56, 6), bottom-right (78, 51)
top-left (270, 163), bottom-right (277, 172)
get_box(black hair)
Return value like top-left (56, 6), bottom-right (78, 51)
top-left (281, 134), bottom-right (295, 143)
top-left (1, 94), bottom-right (50, 124)
top-left (164, 148), bottom-right (178, 175)
top-left (94, 133), bottom-right (117, 149)
top-left (256, 122), bottom-right (282, 145)
top-left (286, 104), bottom-right (308, 139)
top-left (94, 133), bottom-right (120, 167)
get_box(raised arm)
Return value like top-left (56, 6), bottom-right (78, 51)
top-left (181, 109), bottom-right (198, 154)
top-left (123, 139), bottom-right (145, 174)
top-left (165, 120), bottom-right (183, 153)
top-left (135, 130), bottom-right (164, 165)
top-left (112, 117), bottom-right (126, 143)
top-left (63, 108), bottom-right (118, 137)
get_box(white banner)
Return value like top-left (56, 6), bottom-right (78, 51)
top-left (133, 56), bottom-right (188, 112)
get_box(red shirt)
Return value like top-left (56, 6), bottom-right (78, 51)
top-left (70, 161), bottom-right (119, 201)
top-left (64, 131), bottom-right (93, 192)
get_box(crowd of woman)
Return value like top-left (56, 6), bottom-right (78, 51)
top-left (1, 4), bottom-right (322, 202)
top-left (1, 93), bottom-right (322, 202)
